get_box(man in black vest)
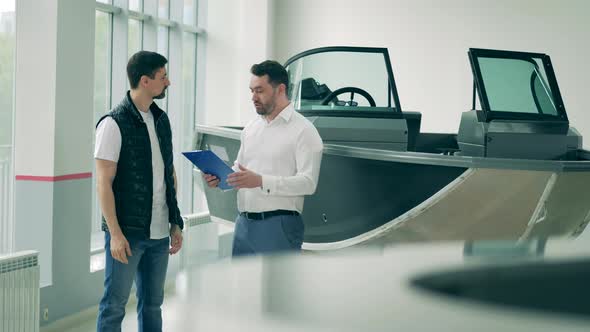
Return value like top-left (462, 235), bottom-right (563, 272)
top-left (95, 51), bottom-right (184, 332)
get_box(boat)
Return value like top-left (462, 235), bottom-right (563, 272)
top-left (193, 46), bottom-right (590, 251)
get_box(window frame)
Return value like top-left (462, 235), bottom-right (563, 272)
top-left (0, 2), bottom-right (17, 255)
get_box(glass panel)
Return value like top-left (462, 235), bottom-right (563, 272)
top-left (183, 0), bottom-right (196, 25)
top-left (157, 26), bottom-right (169, 58)
top-left (128, 19), bottom-right (143, 90)
top-left (0, 0), bottom-right (15, 254)
top-left (183, 32), bottom-right (196, 150)
top-left (286, 51), bottom-right (391, 110)
top-left (96, 0), bottom-right (111, 4)
top-left (128, 18), bottom-right (142, 71)
top-left (129, 0), bottom-right (142, 12)
top-left (90, 10), bottom-right (112, 260)
top-left (183, 32), bottom-right (197, 213)
top-left (478, 57), bottom-right (558, 116)
top-left (155, 26), bottom-right (169, 109)
top-left (94, 11), bottom-right (111, 125)
top-left (158, 0), bottom-right (170, 19)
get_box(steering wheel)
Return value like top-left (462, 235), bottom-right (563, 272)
top-left (321, 87), bottom-right (376, 107)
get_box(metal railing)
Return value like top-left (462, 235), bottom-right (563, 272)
top-left (0, 145), bottom-right (14, 254)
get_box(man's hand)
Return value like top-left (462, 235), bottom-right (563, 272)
top-left (227, 164), bottom-right (262, 189)
top-left (110, 232), bottom-right (132, 264)
top-left (203, 173), bottom-right (220, 188)
top-left (169, 224), bottom-right (183, 255)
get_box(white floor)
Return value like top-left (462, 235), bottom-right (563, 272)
top-left (40, 282), bottom-right (190, 332)
top-left (41, 222), bottom-right (234, 332)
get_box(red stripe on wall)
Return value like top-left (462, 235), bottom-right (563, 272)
top-left (16, 172), bottom-right (93, 182)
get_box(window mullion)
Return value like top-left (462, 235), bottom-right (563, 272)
top-left (127, 9), bottom-right (151, 21)
top-left (157, 18), bottom-right (176, 28)
top-left (96, 2), bottom-right (122, 14)
top-left (180, 24), bottom-right (204, 35)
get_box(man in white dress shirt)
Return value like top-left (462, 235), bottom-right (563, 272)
top-left (205, 60), bottom-right (323, 256)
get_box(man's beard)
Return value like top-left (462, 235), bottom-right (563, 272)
top-left (154, 88), bottom-right (167, 99)
top-left (255, 89), bottom-right (276, 115)
top-left (255, 102), bottom-right (274, 115)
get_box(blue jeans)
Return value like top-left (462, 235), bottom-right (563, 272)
top-left (232, 213), bottom-right (304, 257)
top-left (97, 232), bottom-right (170, 332)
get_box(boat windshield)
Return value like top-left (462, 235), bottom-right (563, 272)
top-left (285, 48), bottom-right (399, 112)
top-left (469, 49), bottom-right (567, 121)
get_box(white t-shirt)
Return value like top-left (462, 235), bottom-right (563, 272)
top-left (94, 111), bottom-right (170, 239)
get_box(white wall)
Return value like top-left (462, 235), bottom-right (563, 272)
top-left (201, 0), bottom-right (239, 125)
top-left (54, 0), bottom-right (95, 175)
top-left (14, 0), bottom-right (96, 306)
top-left (272, 0), bottom-right (590, 146)
top-left (14, 0), bottom-right (58, 175)
top-left (15, 0), bottom-right (94, 176)
top-left (201, 0), bottom-right (274, 126)
top-left (236, 0), bottom-right (275, 125)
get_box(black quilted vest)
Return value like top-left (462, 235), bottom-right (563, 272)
top-left (96, 92), bottom-right (183, 238)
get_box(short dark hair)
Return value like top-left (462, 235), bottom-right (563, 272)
top-left (250, 60), bottom-right (289, 94)
top-left (127, 51), bottom-right (168, 89)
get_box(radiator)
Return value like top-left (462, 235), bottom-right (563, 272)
top-left (0, 251), bottom-right (40, 332)
top-left (180, 212), bottom-right (217, 268)
top-left (183, 211), bottom-right (211, 228)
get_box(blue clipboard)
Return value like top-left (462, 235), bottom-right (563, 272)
top-left (182, 150), bottom-right (235, 191)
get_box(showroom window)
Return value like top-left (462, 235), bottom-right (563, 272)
top-left (0, 0), bottom-right (15, 255)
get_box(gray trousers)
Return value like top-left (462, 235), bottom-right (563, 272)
top-left (232, 213), bottom-right (304, 257)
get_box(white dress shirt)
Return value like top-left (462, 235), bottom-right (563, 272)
top-left (234, 103), bottom-right (323, 213)
top-left (94, 111), bottom-right (170, 239)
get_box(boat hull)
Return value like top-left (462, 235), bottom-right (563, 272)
top-left (195, 126), bottom-right (590, 250)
